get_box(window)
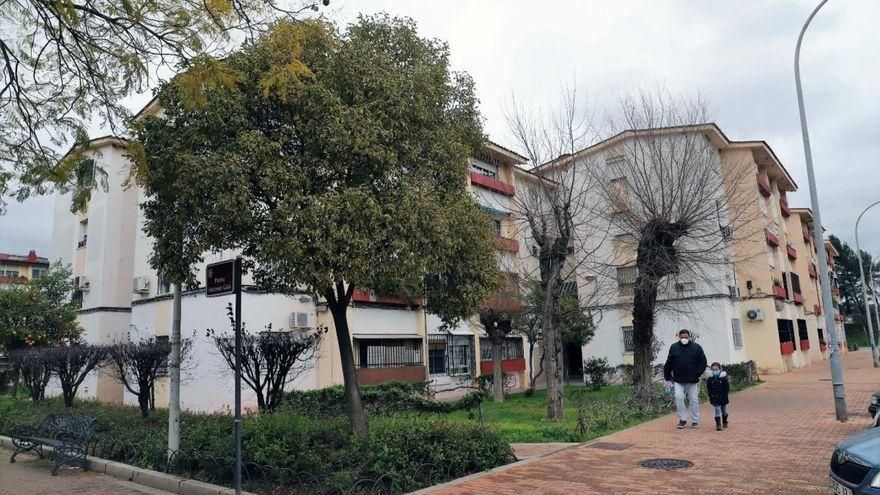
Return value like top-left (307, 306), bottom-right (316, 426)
top-left (797, 319), bottom-right (809, 341)
top-left (616, 266), bottom-right (637, 294)
top-left (777, 319), bottom-right (794, 344)
top-left (31, 268), bottom-right (45, 279)
top-left (76, 158), bottom-right (96, 189)
top-left (71, 290), bottom-right (84, 309)
top-left (428, 336), bottom-right (447, 376)
top-left (609, 177), bottom-right (630, 212)
top-left (560, 281), bottom-right (577, 297)
top-left (731, 319), bottom-right (743, 349)
top-left (470, 158), bottom-right (498, 179)
top-left (675, 281), bottom-right (696, 293)
top-left (156, 336), bottom-right (170, 376)
top-left (491, 219), bottom-right (502, 236)
top-left (790, 272), bottom-right (802, 295)
top-left (0, 269), bottom-right (19, 277)
top-left (78, 220), bottom-right (88, 248)
top-left (157, 275), bottom-right (171, 295)
top-left (622, 326), bottom-right (634, 353)
top-left (818, 328), bottom-right (825, 343)
top-left (480, 338), bottom-right (524, 361)
top-left (720, 225), bottom-right (733, 241)
top-left (448, 335), bottom-right (474, 376)
top-left (354, 338), bottom-right (423, 369)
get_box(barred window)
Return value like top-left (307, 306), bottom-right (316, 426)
top-left (731, 319), bottom-right (743, 349)
top-left (616, 266), bottom-right (637, 294)
top-left (480, 338), bottom-right (524, 361)
top-left (622, 326), bottom-right (634, 353)
top-left (354, 338), bottom-right (423, 369)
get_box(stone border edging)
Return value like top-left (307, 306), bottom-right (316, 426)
top-left (0, 435), bottom-right (253, 495)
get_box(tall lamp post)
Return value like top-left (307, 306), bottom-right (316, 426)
top-left (856, 200), bottom-right (880, 367)
top-left (795, 0), bottom-right (847, 421)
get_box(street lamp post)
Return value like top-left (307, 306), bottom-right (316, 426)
top-left (856, 200), bottom-right (880, 367)
top-left (794, 0), bottom-right (847, 422)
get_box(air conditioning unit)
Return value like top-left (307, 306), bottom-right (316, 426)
top-left (289, 312), bottom-right (311, 330)
top-left (298, 295), bottom-right (312, 303)
top-left (132, 276), bottom-right (151, 294)
top-left (746, 309), bottom-right (764, 321)
top-left (74, 276), bottom-right (90, 290)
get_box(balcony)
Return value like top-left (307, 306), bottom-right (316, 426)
top-left (793, 293), bottom-right (804, 304)
top-left (480, 358), bottom-right (526, 375)
top-left (808, 263), bottom-right (817, 278)
top-left (786, 244), bottom-right (797, 260)
top-left (485, 296), bottom-right (522, 312)
top-left (492, 235), bottom-right (520, 253)
top-left (77, 236), bottom-right (88, 248)
top-left (351, 289), bottom-right (421, 307)
top-left (780, 342), bottom-right (795, 355)
top-left (772, 283), bottom-right (787, 299)
top-left (357, 365), bottom-right (426, 385)
top-left (803, 228), bottom-right (811, 242)
top-left (0, 275), bottom-right (28, 284)
top-left (470, 171), bottom-right (515, 197)
top-left (799, 339), bottom-right (811, 351)
top-left (756, 174), bottom-right (772, 197)
top-left (354, 338), bottom-right (426, 385)
top-left (765, 228), bottom-right (780, 247)
top-left (780, 199), bottom-right (791, 217)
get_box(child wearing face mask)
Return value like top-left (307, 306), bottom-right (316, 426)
top-left (706, 362), bottom-right (730, 431)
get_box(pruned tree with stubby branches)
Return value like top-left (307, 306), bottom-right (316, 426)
top-left (478, 277), bottom-right (522, 403)
top-left (44, 343), bottom-right (108, 407)
top-left (593, 90), bottom-right (757, 399)
top-left (9, 347), bottom-right (51, 401)
top-left (210, 304), bottom-right (323, 412)
top-left (106, 336), bottom-right (189, 417)
top-left (0, 0), bottom-right (330, 211)
top-left (504, 84), bottom-right (608, 421)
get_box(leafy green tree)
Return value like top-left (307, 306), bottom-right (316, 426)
top-left (0, 0), bottom-right (328, 211)
top-left (829, 235), bottom-right (871, 315)
top-left (131, 16), bottom-right (499, 434)
top-left (0, 262), bottom-right (81, 352)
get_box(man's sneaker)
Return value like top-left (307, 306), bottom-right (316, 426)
top-left (691, 422), bottom-right (699, 429)
top-left (676, 420), bottom-right (687, 429)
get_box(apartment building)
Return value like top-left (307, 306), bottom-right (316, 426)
top-left (0, 251), bottom-right (49, 289)
top-left (549, 123), bottom-right (842, 376)
top-left (51, 129), bottom-right (535, 411)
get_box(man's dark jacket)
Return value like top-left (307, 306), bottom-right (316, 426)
top-left (663, 341), bottom-right (707, 384)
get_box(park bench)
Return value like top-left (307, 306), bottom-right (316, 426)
top-left (9, 413), bottom-right (95, 475)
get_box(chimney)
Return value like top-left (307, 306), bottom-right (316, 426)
top-left (27, 250), bottom-right (37, 262)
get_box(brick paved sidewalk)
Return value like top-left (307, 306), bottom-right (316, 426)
top-left (426, 350), bottom-right (879, 495)
top-left (0, 453), bottom-right (173, 495)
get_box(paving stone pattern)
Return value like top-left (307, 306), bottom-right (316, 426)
top-left (429, 350), bottom-right (879, 495)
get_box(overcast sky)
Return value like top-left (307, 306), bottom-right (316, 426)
top-left (2, 0), bottom-right (878, 261)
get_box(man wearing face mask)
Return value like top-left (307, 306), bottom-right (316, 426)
top-left (663, 329), bottom-right (708, 429)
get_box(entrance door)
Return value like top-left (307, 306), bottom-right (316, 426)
top-left (563, 341), bottom-right (584, 383)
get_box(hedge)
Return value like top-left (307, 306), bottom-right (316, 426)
top-left (284, 381), bottom-right (484, 416)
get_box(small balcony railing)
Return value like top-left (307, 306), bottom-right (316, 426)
top-left (492, 235), bottom-right (520, 253)
top-left (808, 263), bottom-right (817, 278)
top-left (780, 199), bottom-right (791, 217)
top-left (470, 171), bottom-right (515, 197)
top-left (351, 289), bottom-right (422, 307)
top-left (765, 228), bottom-right (780, 247)
top-left (780, 342), bottom-right (795, 355)
top-left (800, 339), bottom-right (811, 351)
top-left (772, 284), bottom-right (787, 299)
top-left (786, 244), bottom-right (797, 260)
top-left (803, 228), bottom-right (811, 242)
top-left (757, 174), bottom-right (772, 197)
top-left (793, 292), bottom-right (804, 304)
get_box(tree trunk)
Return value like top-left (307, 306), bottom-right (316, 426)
top-left (138, 392), bottom-right (150, 418)
top-left (632, 274), bottom-right (660, 400)
top-left (328, 299), bottom-right (368, 436)
top-left (491, 339), bottom-right (504, 402)
top-left (527, 340), bottom-right (544, 394)
top-left (62, 383), bottom-right (74, 407)
top-left (543, 295), bottom-right (565, 421)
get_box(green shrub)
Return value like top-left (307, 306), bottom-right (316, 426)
top-left (582, 357), bottom-right (611, 390)
top-left (284, 380), bottom-right (483, 415)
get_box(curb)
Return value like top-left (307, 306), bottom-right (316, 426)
top-left (0, 435), bottom-right (252, 495)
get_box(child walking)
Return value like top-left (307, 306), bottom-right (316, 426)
top-left (706, 362), bottom-right (729, 431)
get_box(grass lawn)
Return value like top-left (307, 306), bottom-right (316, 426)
top-left (437, 385), bottom-right (666, 443)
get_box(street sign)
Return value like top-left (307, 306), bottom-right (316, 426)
top-left (206, 259), bottom-right (237, 298)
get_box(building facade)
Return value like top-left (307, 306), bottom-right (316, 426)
top-left (0, 251), bottom-right (49, 289)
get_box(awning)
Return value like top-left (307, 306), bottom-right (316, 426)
top-left (352, 333), bottom-right (422, 340)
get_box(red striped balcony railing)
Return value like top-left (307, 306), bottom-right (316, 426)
top-left (757, 174), bottom-right (772, 197)
top-left (780, 199), bottom-right (791, 217)
top-left (351, 289), bottom-right (422, 307)
top-left (765, 228), bottom-right (780, 247)
top-left (793, 293), bottom-right (804, 304)
top-left (492, 235), bottom-right (520, 253)
top-left (786, 244), bottom-right (797, 260)
top-left (0, 276), bottom-right (28, 284)
top-left (780, 342), bottom-right (795, 355)
top-left (800, 339), bottom-right (811, 351)
top-left (772, 284), bottom-right (787, 299)
top-left (470, 172), bottom-right (515, 197)
top-left (808, 263), bottom-right (817, 278)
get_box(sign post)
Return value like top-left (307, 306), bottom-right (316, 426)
top-left (206, 258), bottom-right (242, 494)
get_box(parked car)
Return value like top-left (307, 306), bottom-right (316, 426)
top-left (830, 427), bottom-right (880, 494)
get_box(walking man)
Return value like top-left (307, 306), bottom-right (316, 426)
top-left (663, 329), bottom-right (708, 429)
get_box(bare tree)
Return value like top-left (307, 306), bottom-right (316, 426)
top-left (593, 90), bottom-right (757, 398)
top-left (44, 344), bottom-right (107, 407)
top-left (9, 347), bottom-right (51, 401)
top-left (106, 337), bottom-right (188, 417)
top-left (505, 84), bottom-right (608, 421)
top-left (478, 280), bottom-right (521, 402)
top-left (211, 304), bottom-right (323, 412)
